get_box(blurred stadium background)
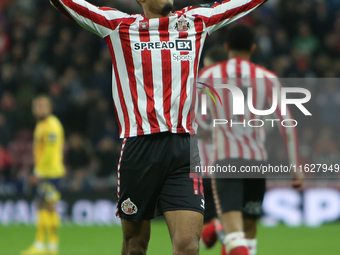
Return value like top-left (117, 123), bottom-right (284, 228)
top-left (1, 0), bottom-right (340, 254)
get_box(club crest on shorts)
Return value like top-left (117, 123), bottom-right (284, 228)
top-left (174, 16), bottom-right (191, 32)
top-left (121, 198), bottom-right (138, 215)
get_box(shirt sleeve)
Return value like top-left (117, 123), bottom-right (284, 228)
top-left (50, 0), bottom-right (129, 38)
top-left (267, 77), bottom-right (300, 166)
top-left (186, 0), bottom-right (267, 34)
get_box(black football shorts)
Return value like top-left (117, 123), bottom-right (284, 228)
top-left (212, 159), bottom-right (266, 219)
top-left (116, 132), bottom-right (205, 222)
top-left (202, 178), bottom-right (217, 223)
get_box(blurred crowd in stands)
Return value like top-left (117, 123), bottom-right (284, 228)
top-left (0, 0), bottom-right (340, 194)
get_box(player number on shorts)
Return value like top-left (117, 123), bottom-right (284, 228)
top-left (201, 199), bottom-right (205, 209)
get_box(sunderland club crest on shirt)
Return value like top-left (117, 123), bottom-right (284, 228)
top-left (139, 20), bottom-right (149, 30)
top-left (174, 16), bottom-right (191, 32)
top-left (121, 198), bottom-right (138, 215)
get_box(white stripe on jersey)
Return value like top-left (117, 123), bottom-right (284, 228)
top-left (225, 59), bottom-right (241, 159)
top-left (110, 27), bottom-right (137, 136)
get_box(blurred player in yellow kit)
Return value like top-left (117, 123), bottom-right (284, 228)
top-left (22, 95), bottom-right (65, 255)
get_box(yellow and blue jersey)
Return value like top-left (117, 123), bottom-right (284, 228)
top-left (33, 115), bottom-right (65, 179)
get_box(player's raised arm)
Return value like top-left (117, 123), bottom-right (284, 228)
top-left (268, 78), bottom-right (304, 189)
top-left (187, 0), bottom-right (267, 34)
top-left (49, 0), bottom-right (129, 38)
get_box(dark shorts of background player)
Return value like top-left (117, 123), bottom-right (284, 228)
top-left (213, 159), bottom-right (266, 219)
top-left (35, 178), bottom-right (62, 201)
top-left (202, 178), bottom-right (217, 223)
top-left (117, 132), bottom-right (205, 222)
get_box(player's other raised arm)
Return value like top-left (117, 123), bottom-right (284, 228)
top-left (268, 77), bottom-right (304, 189)
top-left (189, 0), bottom-right (267, 34)
top-left (49, 0), bottom-right (128, 38)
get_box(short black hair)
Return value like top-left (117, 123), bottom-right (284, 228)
top-left (226, 24), bottom-right (255, 52)
top-left (204, 45), bottom-right (228, 64)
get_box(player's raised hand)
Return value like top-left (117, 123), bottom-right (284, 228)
top-left (29, 174), bottom-right (38, 186)
top-left (291, 170), bottom-right (304, 189)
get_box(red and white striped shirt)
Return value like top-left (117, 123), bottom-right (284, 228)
top-left (197, 57), bottom-right (299, 165)
top-left (198, 140), bottom-right (214, 166)
top-left (50, 0), bottom-right (266, 138)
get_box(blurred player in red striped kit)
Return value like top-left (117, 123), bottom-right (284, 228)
top-left (49, 0), bottom-right (267, 254)
top-left (198, 24), bottom-right (304, 255)
top-left (197, 45), bottom-right (228, 245)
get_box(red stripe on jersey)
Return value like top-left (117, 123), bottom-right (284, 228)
top-left (105, 37), bottom-right (130, 136)
top-left (220, 62), bottom-right (230, 158)
top-left (139, 24), bottom-right (160, 133)
top-left (230, 59), bottom-right (244, 158)
top-left (177, 31), bottom-right (189, 132)
top-left (205, 0), bottom-right (265, 28)
top-left (235, 58), bottom-right (244, 122)
top-left (99, 7), bottom-right (118, 11)
top-left (256, 77), bottom-right (267, 160)
top-left (249, 63), bottom-right (263, 159)
top-left (159, 18), bottom-right (173, 130)
top-left (250, 64), bottom-right (257, 120)
top-left (236, 59), bottom-right (244, 124)
top-left (119, 19), bottom-right (144, 136)
top-left (57, 0), bottom-right (121, 30)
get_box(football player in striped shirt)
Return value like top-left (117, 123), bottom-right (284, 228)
top-left (198, 24), bottom-right (304, 255)
top-left (198, 45), bottom-right (228, 246)
top-left (22, 96), bottom-right (65, 255)
top-left (49, 0), bottom-right (267, 254)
